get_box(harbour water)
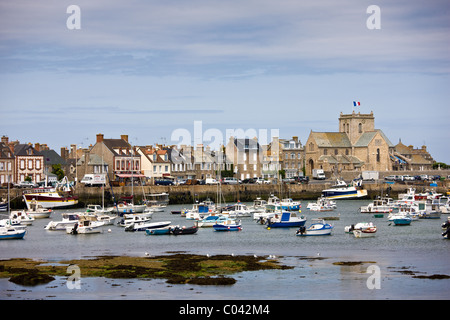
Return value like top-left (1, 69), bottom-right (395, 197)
top-left (1, 200), bottom-right (449, 300)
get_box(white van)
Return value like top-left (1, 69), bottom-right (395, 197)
top-left (205, 178), bottom-right (219, 185)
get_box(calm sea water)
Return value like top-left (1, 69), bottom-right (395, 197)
top-left (1, 199), bottom-right (449, 300)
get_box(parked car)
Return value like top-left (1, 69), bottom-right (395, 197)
top-left (14, 181), bottom-right (38, 188)
top-left (255, 177), bottom-right (269, 184)
top-left (282, 178), bottom-right (295, 184)
top-left (384, 175), bottom-right (396, 181)
top-left (185, 179), bottom-right (199, 185)
top-left (222, 177), bottom-right (238, 185)
top-left (403, 175), bottom-right (415, 181)
top-left (154, 179), bottom-right (174, 186)
top-left (294, 176), bottom-right (309, 184)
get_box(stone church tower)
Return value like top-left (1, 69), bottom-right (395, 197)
top-left (338, 111), bottom-right (375, 145)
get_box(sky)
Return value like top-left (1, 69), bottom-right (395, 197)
top-left (1, 0), bottom-right (449, 162)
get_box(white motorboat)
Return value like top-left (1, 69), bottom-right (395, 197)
top-left (196, 214), bottom-right (229, 227)
top-left (360, 198), bottom-right (394, 214)
top-left (296, 219), bottom-right (333, 236)
top-left (125, 220), bottom-right (171, 232)
top-left (184, 201), bottom-right (216, 220)
top-left (9, 210), bottom-right (35, 225)
top-left (0, 226), bottom-right (26, 240)
top-left (0, 218), bottom-right (27, 231)
top-left (113, 202), bottom-right (147, 215)
top-left (45, 213), bottom-right (79, 230)
top-left (249, 198), bottom-right (267, 214)
top-left (280, 198), bottom-right (301, 211)
top-left (307, 197), bottom-right (336, 212)
top-left (221, 202), bottom-right (253, 218)
top-left (23, 200), bottom-right (52, 219)
top-left (85, 204), bottom-right (114, 214)
top-left (66, 217), bottom-right (104, 234)
top-left (117, 213), bottom-right (152, 227)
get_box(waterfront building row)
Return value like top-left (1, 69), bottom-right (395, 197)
top-left (0, 111), bottom-right (437, 185)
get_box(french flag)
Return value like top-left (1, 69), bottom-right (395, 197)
top-left (353, 101), bottom-right (360, 107)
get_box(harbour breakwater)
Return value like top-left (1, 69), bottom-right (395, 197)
top-left (3, 180), bottom-right (449, 209)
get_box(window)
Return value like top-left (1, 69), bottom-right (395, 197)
top-left (0, 162), bottom-right (3, 171)
top-left (36, 160), bottom-right (41, 170)
top-left (28, 160), bottom-right (33, 169)
top-left (345, 149), bottom-right (349, 155)
top-left (334, 149), bottom-right (338, 155)
top-left (358, 123), bottom-right (362, 133)
top-left (309, 143), bottom-right (314, 151)
top-left (324, 149), bottom-right (328, 155)
top-left (20, 160), bottom-right (25, 170)
top-left (116, 160), bottom-right (120, 170)
top-left (153, 165), bottom-right (157, 172)
top-left (376, 148), bottom-right (380, 162)
top-left (165, 165), bottom-right (169, 172)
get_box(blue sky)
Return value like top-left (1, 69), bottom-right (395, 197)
top-left (1, 0), bottom-right (449, 162)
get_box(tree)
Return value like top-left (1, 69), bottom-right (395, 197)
top-left (52, 164), bottom-right (65, 180)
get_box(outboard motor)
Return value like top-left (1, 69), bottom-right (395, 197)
top-left (71, 223), bottom-right (78, 235)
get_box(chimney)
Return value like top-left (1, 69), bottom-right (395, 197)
top-left (34, 143), bottom-right (40, 151)
top-left (61, 147), bottom-right (68, 160)
top-left (1, 136), bottom-right (8, 144)
top-left (96, 133), bottom-right (104, 144)
top-left (121, 135), bottom-right (129, 143)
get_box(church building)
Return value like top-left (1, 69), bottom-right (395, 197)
top-left (305, 111), bottom-right (395, 176)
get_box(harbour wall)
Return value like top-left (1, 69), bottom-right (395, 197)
top-left (3, 179), bottom-right (449, 209)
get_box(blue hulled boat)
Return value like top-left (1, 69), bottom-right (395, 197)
top-left (0, 226), bottom-right (26, 240)
top-left (266, 212), bottom-right (306, 228)
top-left (213, 219), bottom-right (242, 231)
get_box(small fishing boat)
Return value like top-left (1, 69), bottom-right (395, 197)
top-left (24, 200), bottom-right (52, 219)
top-left (307, 197), bottom-right (336, 212)
top-left (266, 212), bottom-right (306, 228)
top-left (249, 198), bottom-right (267, 216)
top-left (213, 219), bottom-right (242, 231)
top-left (117, 213), bottom-right (152, 227)
top-left (347, 222), bottom-right (377, 238)
top-left (85, 204), bottom-right (114, 214)
top-left (45, 213), bottom-right (79, 230)
top-left (9, 210), bottom-right (35, 225)
top-left (296, 219), bottom-right (333, 236)
top-left (345, 222), bottom-right (377, 237)
top-left (0, 226), bottom-right (26, 240)
top-left (171, 225), bottom-right (198, 235)
top-left (360, 198), bottom-right (393, 214)
top-left (66, 217), bottom-right (104, 234)
top-left (113, 202), bottom-right (148, 215)
top-left (184, 201), bottom-right (215, 220)
top-left (280, 198), bottom-right (301, 211)
top-left (196, 214), bottom-right (228, 227)
top-left (390, 214), bottom-right (412, 226)
top-left (125, 220), bottom-right (171, 232)
top-left (146, 226), bottom-right (172, 235)
top-left (221, 202), bottom-right (253, 218)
